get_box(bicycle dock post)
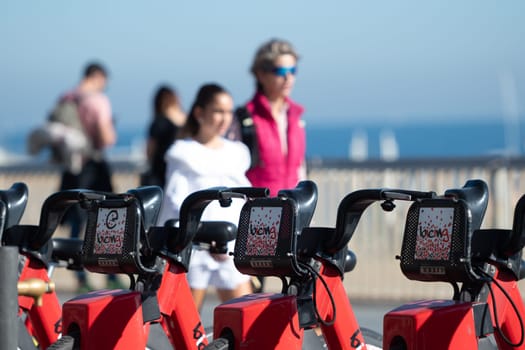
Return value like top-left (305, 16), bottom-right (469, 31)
top-left (0, 246), bottom-right (19, 350)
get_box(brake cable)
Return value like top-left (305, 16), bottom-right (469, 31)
top-left (476, 267), bottom-right (524, 347)
top-left (298, 261), bottom-right (337, 327)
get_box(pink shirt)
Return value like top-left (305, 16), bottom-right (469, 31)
top-left (77, 92), bottom-right (113, 149)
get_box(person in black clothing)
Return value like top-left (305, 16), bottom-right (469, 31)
top-left (142, 85), bottom-right (186, 188)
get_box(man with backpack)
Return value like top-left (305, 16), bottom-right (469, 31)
top-left (56, 61), bottom-right (121, 292)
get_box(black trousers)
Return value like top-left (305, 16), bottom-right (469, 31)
top-left (60, 158), bottom-right (113, 231)
top-left (60, 159), bottom-right (113, 193)
top-left (59, 159), bottom-right (115, 283)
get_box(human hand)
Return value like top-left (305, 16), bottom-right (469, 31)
top-left (210, 253), bottom-right (230, 262)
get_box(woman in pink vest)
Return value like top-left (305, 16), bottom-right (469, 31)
top-left (244, 38), bottom-right (307, 197)
top-left (229, 39), bottom-right (307, 293)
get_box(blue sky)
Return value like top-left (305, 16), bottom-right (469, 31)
top-left (1, 0), bottom-right (524, 135)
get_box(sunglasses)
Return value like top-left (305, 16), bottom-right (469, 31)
top-left (271, 66), bottom-right (297, 77)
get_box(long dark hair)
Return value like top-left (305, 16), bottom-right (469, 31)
top-left (178, 83), bottom-right (229, 139)
top-left (153, 85), bottom-right (180, 118)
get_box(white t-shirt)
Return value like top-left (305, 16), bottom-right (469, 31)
top-left (157, 137), bottom-right (252, 290)
top-left (158, 137), bottom-right (251, 225)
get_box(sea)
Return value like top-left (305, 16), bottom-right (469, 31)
top-left (305, 119), bottom-right (524, 160)
top-left (1, 118), bottom-right (524, 163)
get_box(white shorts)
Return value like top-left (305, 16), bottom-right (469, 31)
top-left (186, 248), bottom-right (250, 290)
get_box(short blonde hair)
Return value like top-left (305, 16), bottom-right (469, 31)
top-left (250, 38), bottom-right (299, 76)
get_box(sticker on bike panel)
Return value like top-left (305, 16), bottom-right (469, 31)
top-left (93, 207), bottom-right (126, 254)
top-left (245, 206), bottom-right (282, 256)
top-left (414, 207), bottom-right (453, 261)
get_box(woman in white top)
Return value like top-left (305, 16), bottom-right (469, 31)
top-left (157, 83), bottom-right (253, 310)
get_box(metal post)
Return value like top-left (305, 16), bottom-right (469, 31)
top-left (0, 246), bottom-right (18, 350)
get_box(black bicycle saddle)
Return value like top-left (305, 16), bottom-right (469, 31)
top-left (277, 180), bottom-right (318, 232)
top-left (444, 179), bottom-right (488, 231)
top-left (0, 182), bottom-right (29, 236)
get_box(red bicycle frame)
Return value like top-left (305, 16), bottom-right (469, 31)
top-left (211, 181), bottom-right (392, 350)
top-left (18, 256), bottom-right (62, 348)
top-left (315, 262), bottom-right (367, 349)
top-left (489, 268), bottom-right (525, 347)
top-left (383, 267), bottom-right (525, 349)
top-left (154, 258), bottom-right (208, 348)
top-left (213, 256), bottom-right (368, 350)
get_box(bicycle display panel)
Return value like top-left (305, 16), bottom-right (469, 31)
top-left (92, 207), bottom-right (127, 255)
top-left (400, 198), bottom-right (478, 283)
top-left (414, 206), bottom-right (454, 261)
top-left (82, 196), bottom-right (149, 276)
top-left (244, 206), bottom-right (282, 256)
top-left (235, 197), bottom-right (304, 277)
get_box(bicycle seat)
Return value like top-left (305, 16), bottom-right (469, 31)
top-left (0, 182), bottom-right (29, 238)
top-left (193, 221), bottom-right (237, 245)
top-left (444, 179), bottom-right (488, 230)
top-left (469, 193), bottom-right (525, 280)
top-left (277, 180), bottom-right (318, 232)
top-left (506, 193), bottom-right (525, 257)
top-left (52, 237), bottom-right (84, 270)
top-left (126, 186), bottom-right (163, 231)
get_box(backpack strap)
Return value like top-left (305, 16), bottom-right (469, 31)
top-left (235, 106), bottom-right (259, 168)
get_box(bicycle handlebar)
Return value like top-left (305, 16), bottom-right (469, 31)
top-left (170, 186), bottom-right (269, 253)
top-left (229, 187), bottom-right (270, 199)
top-left (30, 189), bottom-right (97, 251)
top-left (326, 179), bottom-right (489, 254)
top-left (30, 186), bottom-right (164, 252)
top-left (325, 188), bottom-right (436, 253)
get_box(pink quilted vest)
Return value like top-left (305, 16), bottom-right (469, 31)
top-left (245, 92), bottom-right (306, 196)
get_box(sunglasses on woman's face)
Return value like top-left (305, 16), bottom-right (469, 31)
top-left (271, 66), bottom-right (297, 77)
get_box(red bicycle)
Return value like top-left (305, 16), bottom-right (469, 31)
top-left (1, 182), bottom-right (63, 349)
top-left (45, 185), bottom-right (268, 350)
top-left (206, 179), bottom-right (505, 349)
top-left (205, 180), bottom-right (402, 349)
top-left (383, 179), bottom-right (525, 349)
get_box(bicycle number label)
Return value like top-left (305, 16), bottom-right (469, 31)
top-left (193, 322), bottom-right (206, 349)
top-left (245, 206), bottom-right (281, 256)
top-left (94, 207), bottom-right (126, 254)
top-left (414, 207), bottom-right (453, 261)
top-left (350, 329), bottom-right (362, 349)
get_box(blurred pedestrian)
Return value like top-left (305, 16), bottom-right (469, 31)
top-left (141, 85), bottom-right (186, 188)
top-left (56, 61), bottom-right (123, 292)
top-left (229, 38), bottom-right (307, 292)
top-left (158, 83), bottom-right (253, 311)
